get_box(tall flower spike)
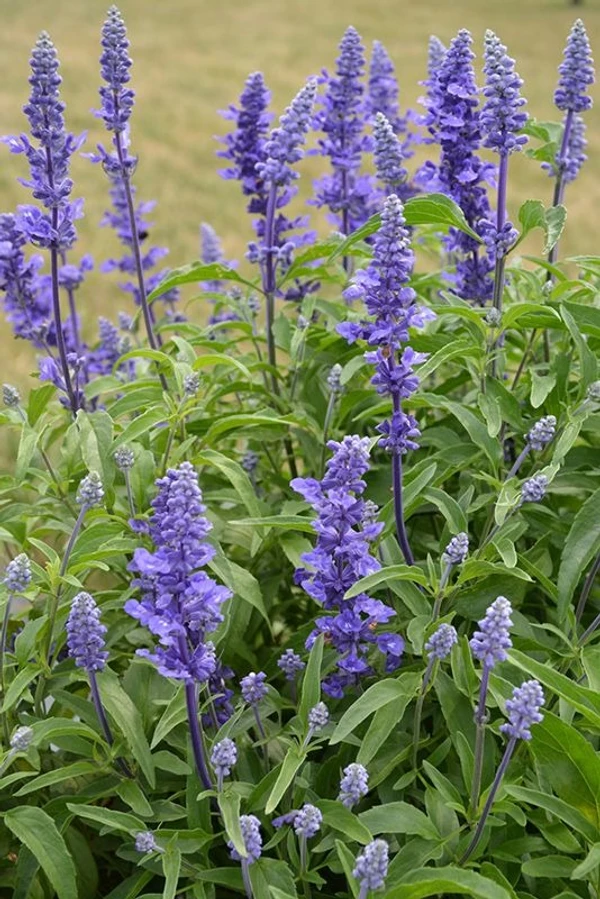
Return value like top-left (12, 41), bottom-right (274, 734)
top-left (353, 840), bottom-right (389, 895)
top-left (293, 437), bottom-right (403, 697)
top-left (66, 591), bottom-right (109, 672)
top-left (218, 71), bottom-right (272, 204)
top-left (427, 36), bottom-right (446, 82)
top-left (555, 20), bottom-right (594, 114)
top-left (257, 79), bottom-right (317, 189)
top-left (419, 29), bottom-right (494, 303)
top-left (99, 6), bottom-right (134, 132)
top-left (367, 41), bottom-right (406, 134)
top-left (373, 113), bottom-right (407, 194)
top-left (313, 27), bottom-right (374, 240)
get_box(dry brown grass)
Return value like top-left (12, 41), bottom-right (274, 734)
top-left (0, 0), bottom-right (598, 382)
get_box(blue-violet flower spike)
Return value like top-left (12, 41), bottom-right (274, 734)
top-left (229, 814), bottom-right (262, 863)
top-left (500, 679), bottom-right (545, 740)
top-left (240, 671), bottom-right (268, 705)
top-left (425, 623), bottom-right (458, 661)
top-left (469, 596), bottom-right (513, 668)
top-left (555, 20), bottom-right (594, 113)
top-left (66, 591), bottom-right (109, 672)
top-left (293, 804), bottom-right (323, 838)
top-left (338, 762), bottom-right (369, 808)
top-left (353, 839), bottom-right (389, 891)
top-left (4, 554), bottom-right (32, 594)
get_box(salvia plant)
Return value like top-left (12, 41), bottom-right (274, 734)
top-left (0, 8), bottom-right (599, 899)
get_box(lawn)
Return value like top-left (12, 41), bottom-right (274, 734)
top-left (0, 0), bottom-right (598, 380)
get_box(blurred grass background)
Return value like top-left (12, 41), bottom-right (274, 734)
top-left (0, 0), bottom-right (598, 382)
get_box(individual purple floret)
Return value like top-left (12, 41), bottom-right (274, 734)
top-left (442, 532), bottom-right (469, 566)
top-left (425, 623), bottom-right (458, 661)
top-left (521, 473), bottom-right (548, 504)
top-left (98, 6), bottom-right (134, 132)
top-left (353, 839), bottom-right (389, 894)
top-left (10, 726), bottom-right (34, 753)
top-left (500, 679), bottom-right (545, 740)
top-left (481, 31), bottom-right (528, 156)
top-left (134, 831), bottom-right (159, 854)
top-left (419, 29), bottom-right (494, 303)
top-left (229, 814), bottom-right (262, 863)
top-left (555, 20), bottom-right (594, 114)
top-left (240, 671), bottom-right (268, 705)
top-left (313, 27), bottom-right (375, 239)
top-left (210, 737), bottom-right (237, 787)
top-left (307, 701), bottom-right (329, 732)
top-left (338, 762), bottom-right (369, 808)
top-left (373, 113), bottom-right (407, 195)
top-left (76, 471), bottom-right (104, 508)
top-left (66, 592), bottom-right (109, 672)
top-left (293, 804), bottom-right (323, 838)
top-left (278, 648), bottom-right (305, 681)
top-left (527, 415), bottom-right (556, 451)
top-left (4, 554), bottom-right (32, 594)
top-left (367, 41), bottom-right (407, 136)
top-left (470, 596), bottom-right (513, 668)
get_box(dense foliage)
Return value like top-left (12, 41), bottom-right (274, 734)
top-left (0, 8), bottom-right (599, 899)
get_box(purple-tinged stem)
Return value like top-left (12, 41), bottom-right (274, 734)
top-left (549, 109), bottom-right (575, 264)
top-left (432, 562), bottom-right (454, 620)
top-left (460, 735), bottom-right (517, 864)
top-left (388, 360), bottom-right (414, 564)
top-left (0, 596), bottom-right (13, 744)
top-left (506, 444), bottom-right (531, 480)
top-left (113, 133), bottom-right (167, 390)
top-left (469, 664), bottom-right (491, 819)
top-left (184, 678), bottom-right (213, 791)
top-left (59, 249), bottom-right (82, 360)
top-left (43, 504), bottom-right (87, 671)
top-left (253, 705), bottom-right (269, 767)
top-left (89, 670), bottom-right (132, 777)
top-left (412, 656), bottom-right (435, 768)
top-left (241, 860), bottom-right (254, 899)
top-left (124, 470), bottom-right (136, 519)
top-left (262, 184), bottom-right (279, 388)
top-left (358, 886), bottom-right (369, 899)
top-left (579, 609), bottom-right (600, 647)
top-left (491, 153), bottom-right (509, 379)
top-left (575, 553), bottom-right (600, 625)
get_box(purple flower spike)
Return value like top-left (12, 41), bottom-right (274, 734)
top-left (218, 71), bottom-right (272, 204)
top-left (135, 831), bottom-right (159, 854)
top-left (521, 473), bottom-right (548, 504)
top-left (0, 214), bottom-right (49, 347)
top-left (338, 762), bottom-right (369, 808)
top-left (545, 114), bottom-right (587, 184)
top-left (98, 6), bottom-right (134, 133)
top-left (367, 41), bottom-right (406, 135)
top-left (555, 20), bottom-right (594, 114)
top-left (313, 26), bottom-right (374, 235)
top-left (425, 623), bottom-right (458, 661)
top-left (293, 804), bottom-right (322, 838)
top-left (442, 532), bottom-right (469, 565)
top-left (527, 415), bottom-right (556, 451)
top-left (210, 738), bottom-right (237, 780)
top-left (481, 31), bottom-right (528, 155)
top-left (426, 36), bottom-right (446, 82)
top-left (66, 592), bottom-right (109, 672)
top-left (240, 671), bottom-right (268, 705)
top-left (500, 679), bottom-right (545, 740)
top-left (470, 596), bottom-right (513, 668)
top-left (373, 113), bottom-right (407, 192)
top-left (307, 702), bottom-right (329, 732)
top-left (257, 80), bottom-right (317, 189)
top-left (353, 839), bottom-right (389, 892)
top-left (76, 471), bottom-right (104, 508)
top-left (229, 814), bottom-right (262, 863)
top-left (4, 554), bottom-right (32, 594)
top-left (277, 648), bottom-right (305, 681)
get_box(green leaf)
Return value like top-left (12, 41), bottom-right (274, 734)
top-left (96, 672), bottom-right (156, 786)
top-left (66, 804), bottom-right (145, 834)
top-left (344, 565), bottom-right (428, 599)
top-left (15, 425), bottom-right (38, 483)
top-left (544, 205), bottom-right (567, 253)
top-left (335, 840), bottom-right (360, 899)
top-left (571, 842), bottom-right (600, 880)
top-left (556, 487), bottom-right (600, 621)
top-left (561, 305), bottom-right (597, 389)
top-left (359, 802), bottom-right (439, 840)
top-left (1, 664), bottom-right (39, 712)
top-left (521, 856), bottom-right (576, 879)
top-left (503, 785), bottom-right (598, 843)
top-left (330, 674), bottom-right (420, 745)
top-left (509, 649), bottom-right (600, 729)
top-left (404, 193), bottom-right (482, 241)
top-left (161, 846), bottom-right (181, 899)
top-left (14, 760), bottom-right (99, 796)
top-left (298, 634), bottom-right (324, 726)
top-left (265, 747), bottom-right (305, 815)
top-left (229, 514), bottom-right (314, 534)
top-left (77, 410), bottom-right (115, 490)
top-left (5, 806), bottom-right (78, 899)
top-left (318, 799), bottom-right (372, 844)
top-left (217, 790), bottom-right (246, 858)
top-left (113, 407), bottom-right (166, 449)
top-left (194, 449), bottom-right (262, 519)
top-left (147, 261), bottom-right (258, 301)
top-left (209, 553), bottom-right (269, 625)
top-left (421, 488), bottom-right (467, 533)
top-left (514, 199), bottom-right (566, 254)
top-left (386, 866), bottom-right (512, 899)
top-left (192, 352), bottom-right (252, 380)
top-left (529, 713), bottom-right (600, 830)
top-left (151, 686), bottom-right (186, 748)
